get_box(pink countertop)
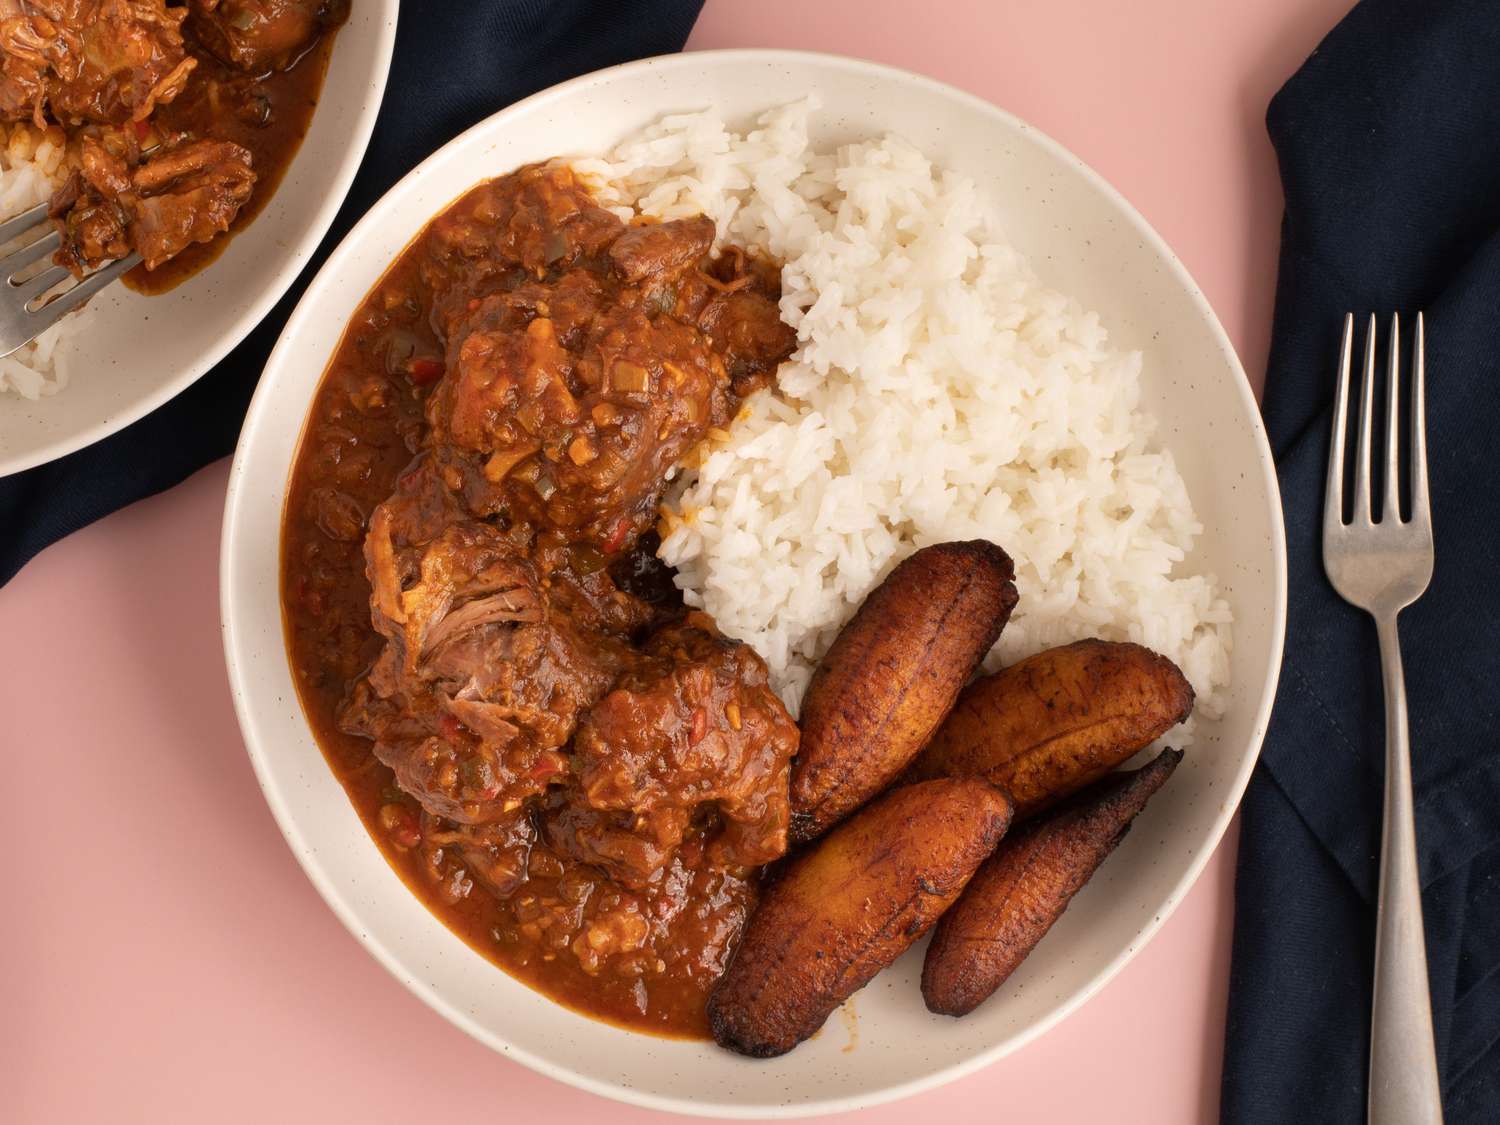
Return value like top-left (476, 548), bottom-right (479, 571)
top-left (2, 1), bottom-right (1350, 1121)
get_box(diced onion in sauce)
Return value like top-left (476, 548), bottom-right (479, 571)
top-left (611, 362), bottom-right (649, 392)
top-left (568, 543), bottom-right (606, 575)
top-left (648, 284), bottom-right (677, 316)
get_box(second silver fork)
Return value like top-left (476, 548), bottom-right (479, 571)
top-left (1322, 312), bottom-right (1442, 1125)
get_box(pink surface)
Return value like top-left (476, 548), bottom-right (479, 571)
top-left (2, 1), bottom-right (1349, 1121)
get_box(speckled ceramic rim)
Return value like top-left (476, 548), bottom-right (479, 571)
top-left (0, 3), bottom-right (397, 476)
top-left (223, 49), bottom-right (1288, 1119)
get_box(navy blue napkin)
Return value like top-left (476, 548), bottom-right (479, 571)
top-left (1223, 1), bottom-right (1500, 1121)
top-left (0, 0), bottom-right (704, 586)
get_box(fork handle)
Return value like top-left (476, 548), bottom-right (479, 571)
top-left (1369, 612), bottom-right (1443, 1125)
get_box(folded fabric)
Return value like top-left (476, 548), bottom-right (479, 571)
top-left (1223, 1), bottom-right (1500, 1120)
top-left (0, 0), bottom-right (705, 586)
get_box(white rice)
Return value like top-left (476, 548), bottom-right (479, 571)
top-left (579, 100), bottom-right (1234, 731)
top-left (0, 125), bottom-right (92, 400)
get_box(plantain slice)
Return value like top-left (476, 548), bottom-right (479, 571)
top-left (905, 638), bottom-right (1192, 818)
top-left (710, 777), bottom-right (1013, 1057)
top-left (789, 541), bottom-right (1018, 843)
top-left (920, 748), bottom-right (1183, 1017)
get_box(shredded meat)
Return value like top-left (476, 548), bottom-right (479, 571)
top-left (341, 463), bottom-right (652, 825)
top-left (51, 135), bottom-right (255, 273)
top-left (0, 0), bottom-right (194, 126)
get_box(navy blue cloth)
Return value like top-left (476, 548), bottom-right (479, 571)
top-left (0, 0), bottom-right (704, 585)
top-left (1223, 1), bottom-right (1500, 1121)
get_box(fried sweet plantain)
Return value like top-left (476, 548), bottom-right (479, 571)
top-left (789, 541), bottom-right (1018, 843)
top-left (709, 777), bottom-right (1013, 1057)
top-left (920, 748), bottom-right (1182, 1016)
top-left (905, 639), bottom-right (1192, 817)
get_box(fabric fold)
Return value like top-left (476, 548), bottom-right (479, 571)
top-left (1223, 1), bottom-right (1500, 1121)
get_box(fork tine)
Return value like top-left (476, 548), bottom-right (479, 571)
top-left (30, 256), bottom-right (125, 317)
top-left (0, 228), bottom-right (59, 282)
top-left (1324, 313), bottom-right (1355, 533)
top-left (1410, 311), bottom-right (1431, 529)
top-left (15, 263), bottom-right (72, 307)
top-left (1352, 313), bottom-right (1378, 524)
top-left (1382, 313), bottom-right (1402, 523)
top-left (0, 200), bottom-right (51, 249)
top-left (26, 253), bottom-right (137, 329)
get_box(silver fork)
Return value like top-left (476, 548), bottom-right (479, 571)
top-left (0, 200), bottom-right (140, 357)
top-left (1323, 312), bottom-right (1442, 1125)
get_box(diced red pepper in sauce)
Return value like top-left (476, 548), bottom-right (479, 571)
top-left (528, 752), bottom-right (566, 781)
top-left (602, 517), bottom-right (631, 554)
top-left (406, 357), bottom-right (444, 385)
top-left (378, 803), bottom-right (422, 850)
top-left (299, 576), bottom-right (324, 617)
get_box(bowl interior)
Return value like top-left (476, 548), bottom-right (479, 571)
top-left (222, 50), bottom-right (1285, 1119)
top-left (0, 0), bottom-right (397, 475)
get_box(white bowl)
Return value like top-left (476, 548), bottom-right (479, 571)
top-left (221, 50), bottom-right (1287, 1119)
top-left (0, 1), bottom-right (397, 475)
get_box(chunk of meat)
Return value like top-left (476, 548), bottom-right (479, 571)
top-left (123, 138), bottom-right (255, 268)
top-left (342, 612), bottom-right (618, 825)
top-left (343, 467), bottom-right (651, 825)
top-left (0, 12), bottom-right (47, 121)
top-left (189, 0), bottom-right (346, 73)
top-left (490, 161), bottom-right (622, 277)
top-left (0, 0), bottom-right (195, 126)
top-left (418, 808), bottom-right (537, 900)
top-left (344, 517), bottom-right (626, 824)
top-left (697, 286), bottom-right (797, 392)
top-left (509, 832), bottom-right (754, 979)
top-left (435, 267), bottom-right (608, 358)
top-left (436, 314), bottom-right (578, 466)
top-left (416, 162), bottom-right (620, 300)
top-left (361, 508), bottom-right (541, 679)
top-left (47, 141), bottom-right (130, 263)
top-left (550, 614), bottom-right (798, 887)
top-left (430, 303), bottom-right (732, 551)
top-left (541, 798), bottom-right (687, 894)
top-left (51, 136), bottom-right (255, 272)
top-left (608, 216), bottom-right (714, 284)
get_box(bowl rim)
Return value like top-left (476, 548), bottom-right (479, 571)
top-left (0, 1), bottom-right (399, 477)
top-left (221, 46), bottom-right (1288, 1119)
